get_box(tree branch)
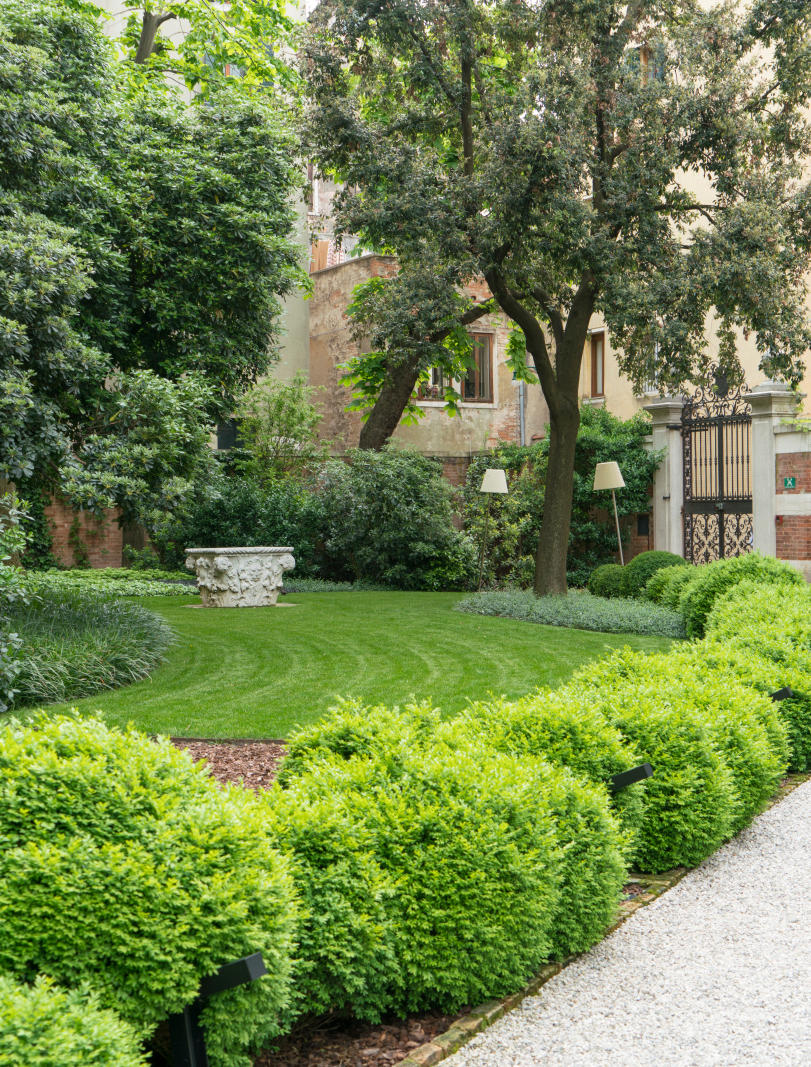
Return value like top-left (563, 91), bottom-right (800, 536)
top-left (135, 9), bottom-right (177, 64)
top-left (531, 288), bottom-right (564, 349)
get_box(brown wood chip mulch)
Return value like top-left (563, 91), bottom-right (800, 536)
top-left (169, 737), bottom-right (463, 1067)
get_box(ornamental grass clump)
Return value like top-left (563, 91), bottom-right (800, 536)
top-left (267, 743), bottom-right (624, 1020)
top-left (677, 552), bottom-right (804, 638)
top-left (441, 692), bottom-right (645, 849)
top-left (0, 715), bottom-right (298, 1067)
top-left (0, 975), bottom-right (147, 1067)
top-left (5, 588), bottom-right (173, 707)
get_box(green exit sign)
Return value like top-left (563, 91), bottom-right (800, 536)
top-left (784, 476), bottom-right (797, 489)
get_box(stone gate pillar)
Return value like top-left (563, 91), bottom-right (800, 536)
top-left (744, 381), bottom-right (800, 557)
top-left (643, 396), bottom-right (686, 557)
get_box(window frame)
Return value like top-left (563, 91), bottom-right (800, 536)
top-left (417, 331), bottom-right (496, 406)
top-left (590, 331), bottom-right (605, 398)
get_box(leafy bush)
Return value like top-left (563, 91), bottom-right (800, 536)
top-left (26, 569), bottom-right (196, 598)
top-left (621, 551), bottom-right (685, 599)
top-left (455, 589), bottom-right (685, 638)
top-left (654, 563), bottom-right (699, 609)
top-left (587, 563), bottom-right (626, 598)
top-left (278, 699), bottom-right (441, 786)
top-left (440, 692), bottom-right (645, 849)
top-left (644, 561), bottom-right (690, 602)
top-left (5, 589), bottom-right (173, 707)
top-left (318, 447), bottom-right (476, 590)
top-left (706, 581), bottom-right (811, 770)
top-left (461, 407), bottom-right (661, 588)
top-left (153, 473), bottom-right (326, 576)
top-left (677, 553), bottom-right (804, 638)
top-left (566, 647), bottom-right (788, 865)
top-left (0, 715), bottom-right (298, 1067)
top-left (0, 975), bottom-right (146, 1067)
top-left (268, 746), bottom-right (566, 1019)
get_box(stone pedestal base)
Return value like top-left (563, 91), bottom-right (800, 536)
top-left (185, 548), bottom-right (295, 607)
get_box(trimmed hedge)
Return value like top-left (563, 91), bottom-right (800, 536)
top-left (266, 744), bottom-right (625, 1020)
top-left (0, 976), bottom-right (146, 1067)
top-left (677, 553), bottom-right (804, 638)
top-left (439, 693), bottom-right (645, 849)
top-left (621, 551), bottom-right (685, 598)
top-left (706, 580), bottom-right (811, 770)
top-left (587, 563), bottom-right (626, 598)
top-left (278, 699), bottom-right (441, 786)
top-left (563, 648), bottom-right (789, 870)
top-left (657, 564), bottom-right (698, 609)
top-left (0, 715), bottom-right (298, 1067)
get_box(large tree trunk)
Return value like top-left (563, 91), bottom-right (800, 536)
top-left (534, 391), bottom-right (580, 595)
top-left (357, 357), bottom-right (422, 450)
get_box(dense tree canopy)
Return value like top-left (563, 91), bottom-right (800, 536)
top-left (304, 0), bottom-right (811, 593)
top-left (0, 0), bottom-right (303, 528)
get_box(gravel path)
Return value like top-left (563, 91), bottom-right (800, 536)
top-left (445, 779), bottom-right (811, 1067)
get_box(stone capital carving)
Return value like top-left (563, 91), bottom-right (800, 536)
top-left (185, 547), bottom-right (295, 607)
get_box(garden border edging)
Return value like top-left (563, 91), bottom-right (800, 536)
top-left (398, 772), bottom-right (811, 1067)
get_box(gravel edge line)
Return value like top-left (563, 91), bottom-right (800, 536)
top-left (398, 772), bottom-right (811, 1067)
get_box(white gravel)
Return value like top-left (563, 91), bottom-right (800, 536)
top-left (445, 779), bottom-right (811, 1067)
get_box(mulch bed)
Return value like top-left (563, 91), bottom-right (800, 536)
top-left (170, 737), bottom-right (287, 791)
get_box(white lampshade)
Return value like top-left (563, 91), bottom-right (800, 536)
top-left (593, 461), bottom-right (625, 491)
top-left (480, 468), bottom-right (508, 494)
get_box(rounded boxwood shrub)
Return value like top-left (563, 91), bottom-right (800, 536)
top-left (621, 551), bottom-right (686, 599)
top-left (0, 715), bottom-right (298, 1067)
top-left (568, 647), bottom-right (787, 850)
top-left (678, 552), bottom-right (804, 638)
top-left (0, 976), bottom-right (146, 1067)
top-left (267, 743), bottom-right (625, 1019)
top-left (278, 698), bottom-right (441, 786)
top-left (657, 563), bottom-right (699, 609)
top-left (563, 652), bottom-right (739, 872)
top-left (706, 581), bottom-right (811, 771)
top-left (587, 563), bottom-right (626, 598)
top-left (441, 692), bottom-right (645, 849)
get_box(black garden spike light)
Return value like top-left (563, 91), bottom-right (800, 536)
top-left (770, 687), bottom-right (794, 702)
top-left (168, 952), bottom-right (267, 1067)
top-left (608, 763), bottom-right (654, 794)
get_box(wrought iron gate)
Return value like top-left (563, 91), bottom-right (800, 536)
top-left (682, 380), bottom-right (753, 564)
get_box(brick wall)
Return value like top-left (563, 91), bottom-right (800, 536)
top-left (45, 499), bottom-right (123, 569)
top-left (775, 451), bottom-right (811, 562)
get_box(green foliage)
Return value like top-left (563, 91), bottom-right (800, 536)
top-left (0, 1), bottom-right (302, 523)
top-left (587, 564), bottom-right (626, 598)
top-left (462, 408), bottom-right (660, 588)
top-left (267, 743), bottom-right (623, 1019)
top-left (621, 551), bottom-right (686, 599)
top-left (440, 692), bottom-right (645, 850)
top-left (677, 553), bottom-right (804, 638)
top-left (1, 492), bottom-right (29, 712)
top-left (0, 715), bottom-right (298, 1067)
top-left (566, 647), bottom-right (788, 868)
top-left (22, 568), bottom-right (195, 599)
top-left (706, 580), bottom-right (811, 770)
top-left (0, 975), bottom-right (146, 1067)
top-left (455, 589), bottom-right (685, 639)
top-left (278, 699), bottom-right (441, 786)
top-left (153, 471), bottom-right (326, 577)
top-left (235, 373), bottom-right (329, 486)
top-left (644, 561), bottom-right (690, 603)
top-left (656, 564), bottom-right (699, 609)
top-left (318, 448), bottom-right (476, 590)
top-left (4, 587), bottom-right (174, 707)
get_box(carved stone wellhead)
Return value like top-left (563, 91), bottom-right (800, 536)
top-left (185, 547), bottom-right (295, 607)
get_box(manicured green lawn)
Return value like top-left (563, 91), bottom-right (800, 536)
top-left (52, 591), bottom-right (672, 738)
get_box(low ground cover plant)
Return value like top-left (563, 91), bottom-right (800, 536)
top-left (5, 589), bottom-right (173, 708)
top-left (455, 588), bottom-right (685, 638)
top-left (0, 976), bottom-right (146, 1067)
top-left (0, 715), bottom-right (298, 1067)
top-left (26, 569), bottom-right (197, 598)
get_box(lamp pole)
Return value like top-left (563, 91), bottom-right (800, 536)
top-left (477, 468), bottom-right (509, 590)
top-left (592, 461), bottom-right (626, 565)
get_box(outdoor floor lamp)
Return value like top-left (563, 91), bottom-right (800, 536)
top-left (593, 461), bottom-right (626, 565)
top-left (478, 468), bottom-right (508, 589)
